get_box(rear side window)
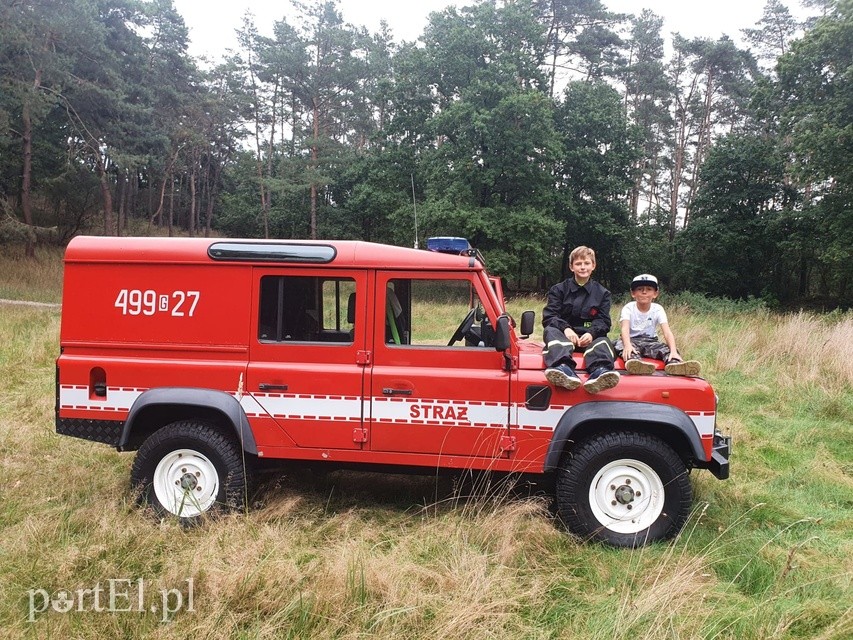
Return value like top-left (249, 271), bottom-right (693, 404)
top-left (258, 276), bottom-right (356, 343)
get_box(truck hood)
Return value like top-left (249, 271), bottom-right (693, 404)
top-left (517, 339), bottom-right (546, 369)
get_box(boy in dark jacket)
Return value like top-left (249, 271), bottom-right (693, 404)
top-left (543, 246), bottom-right (619, 394)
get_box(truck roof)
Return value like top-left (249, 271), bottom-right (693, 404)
top-left (64, 236), bottom-right (483, 271)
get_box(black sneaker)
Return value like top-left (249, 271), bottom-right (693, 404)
top-left (583, 368), bottom-right (620, 394)
top-left (545, 364), bottom-right (581, 390)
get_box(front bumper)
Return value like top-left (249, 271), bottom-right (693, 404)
top-left (707, 431), bottom-right (731, 480)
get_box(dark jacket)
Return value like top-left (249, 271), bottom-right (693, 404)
top-left (542, 278), bottom-right (612, 339)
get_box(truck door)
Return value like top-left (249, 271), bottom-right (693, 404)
top-left (247, 269), bottom-right (368, 450)
top-left (368, 272), bottom-right (511, 457)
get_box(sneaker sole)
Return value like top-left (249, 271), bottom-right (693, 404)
top-left (664, 360), bottom-right (701, 376)
top-left (583, 371), bottom-right (620, 394)
top-left (626, 359), bottom-right (655, 375)
top-left (545, 369), bottom-right (581, 390)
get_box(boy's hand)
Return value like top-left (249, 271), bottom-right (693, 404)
top-left (563, 328), bottom-right (579, 346)
top-left (577, 333), bottom-right (593, 347)
top-left (622, 342), bottom-right (635, 360)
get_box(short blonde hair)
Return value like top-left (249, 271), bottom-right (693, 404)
top-left (569, 246), bottom-right (596, 267)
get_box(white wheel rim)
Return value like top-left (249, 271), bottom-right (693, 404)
top-left (152, 448), bottom-right (219, 518)
top-left (588, 458), bottom-right (665, 534)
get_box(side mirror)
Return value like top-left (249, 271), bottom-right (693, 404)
top-left (520, 310), bottom-right (535, 338)
top-left (493, 315), bottom-right (511, 351)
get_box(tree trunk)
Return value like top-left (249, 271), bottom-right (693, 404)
top-left (629, 160), bottom-right (641, 219)
top-left (250, 75), bottom-right (269, 239)
top-left (95, 155), bottom-right (114, 235)
top-left (205, 184), bottom-right (215, 237)
top-left (189, 167), bottom-right (196, 237)
top-left (148, 148), bottom-right (180, 232)
top-left (669, 73), bottom-right (699, 240)
top-left (20, 67), bottom-right (43, 257)
top-left (168, 174), bottom-right (174, 237)
top-left (310, 96), bottom-right (320, 240)
top-left (265, 83), bottom-right (278, 239)
top-left (117, 171), bottom-right (126, 236)
top-left (684, 69), bottom-right (715, 227)
top-left (648, 148), bottom-right (660, 216)
top-left (148, 173), bottom-right (166, 233)
top-left (669, 121), bottom-right (685, 240)
top-left (130, 168), bottom-right (138, 221)
top-left (548, 28), bottom-right (559, 99)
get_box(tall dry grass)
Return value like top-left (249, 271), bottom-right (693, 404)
top-left (661, 306), bottom-right (853, 393)
top-left (1, 258), bottom-right (851, 638)
top-left (0, 244), bottom-right (64, 303)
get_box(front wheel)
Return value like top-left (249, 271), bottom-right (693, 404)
top-left (130, 420), bottom-right (252, 524)
top-left (556, 431), bottom-right (692, 547)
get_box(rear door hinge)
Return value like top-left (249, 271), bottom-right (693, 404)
top-left (356, 350), bottom-right (372, 365)
top-left (353, 427), bottom-right (368, 443)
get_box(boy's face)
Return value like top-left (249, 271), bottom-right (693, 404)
top-left (570, 256), bottom-right (595, 282)
top-left (631, 285), bottom-right (659, 304)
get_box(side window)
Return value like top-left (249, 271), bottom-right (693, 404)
top-left (387, 278), bottom-right (488, 347)
top-left (258, 276), bottom-right (356, 343)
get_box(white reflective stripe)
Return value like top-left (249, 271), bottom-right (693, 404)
top-left (239, 394), bottom-right (266, 418)
top-left (59, 384), bottom-right (715, 439)
top-left (543, 339), bottom-right (572, 355)
top-left (251, 394), bottom-right (363, 422)
top-left (583, 340), bottom-right (614, 358)
top-left (372, 397), bottom-right (507, 428)
top-left (515, 405), bottom-right (567, 431)
top-left (58, 385), bottom-right (143, 411)
top-left (687, 412), bottom-right (715, 437)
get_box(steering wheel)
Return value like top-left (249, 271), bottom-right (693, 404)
top-left (448, 308), bottom-right (477, 346)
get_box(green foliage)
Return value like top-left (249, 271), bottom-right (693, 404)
top-left (328, 146), bottom-right (414, 243)
top-left (742, 0), bottom-right (802, 70)
top-left (418, 1), bottom-right (558, 216)
top-left (553, 80), bottom-right (639, 287)
top-left (0, 0), bottom-right (850, 308)
top-left (776, 1), bottom-right (853, 305)
top-left (674, 133), bottom-right (788, 299)
top-left (656, 290), bottom-right (769, 314)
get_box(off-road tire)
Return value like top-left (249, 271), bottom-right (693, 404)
top-left (556, 431), bottom-right (692, 547)
top-left (130, 420), bottom-right (252, 524)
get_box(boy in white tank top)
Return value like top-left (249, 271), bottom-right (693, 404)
top-left (616, 274), bottom-right (701, 376)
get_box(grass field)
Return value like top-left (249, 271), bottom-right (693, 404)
top-left (0, 248), bottom-right (851, 638)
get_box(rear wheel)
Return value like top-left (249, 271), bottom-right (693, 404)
top-left (130, 420), bottom-right (252, 524)
top-left (556, 431), bottom-right (692, 546)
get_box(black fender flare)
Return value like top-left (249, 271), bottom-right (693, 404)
top-left (118, 387), bottom-right (258, 454)
top-left (543, 401), bottom-right (706, 472)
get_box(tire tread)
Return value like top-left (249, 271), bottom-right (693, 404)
top-left (555, 431), bottom-right (692, 546)
top-left (130, 420), bottom-right (252, 522)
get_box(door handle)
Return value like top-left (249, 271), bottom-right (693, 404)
top-left (259, 383), bottom-right (288, 391)
top-left (382, 388), bottom-right (412, 396)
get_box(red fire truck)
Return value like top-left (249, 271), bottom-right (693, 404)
top-left (56, 236), bottom-right (730, 546)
